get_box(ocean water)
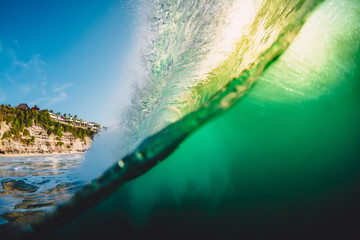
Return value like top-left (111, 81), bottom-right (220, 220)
top-left (4, 0), bottom-right (360, 238)
top-left (0, 154), bottom-right (86, 225)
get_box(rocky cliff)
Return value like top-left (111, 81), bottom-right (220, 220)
top-left (0, 122), bottom-right (92, 155)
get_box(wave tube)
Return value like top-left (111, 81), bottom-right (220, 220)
top-left (3, 0), bottom-right (360, 239)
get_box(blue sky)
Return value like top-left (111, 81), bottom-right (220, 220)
top-left (0, 0), bottom-right (139, 125)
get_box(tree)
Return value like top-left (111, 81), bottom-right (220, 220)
top-left (54, 123), bottom-right (63, 137)
top-left (47, 129), bottom-right (52, 136)
top-left (25, 118), bottom-right (33, 127)
top-left (23, 129), bottom-right (30, 136)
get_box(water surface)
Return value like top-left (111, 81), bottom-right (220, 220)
top-left (0, 154), bottom-right (85, 225)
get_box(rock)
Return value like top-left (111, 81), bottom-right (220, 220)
top-left (44, 182), bottom-right (74, 195)
top-left (14, 199), bottom-right (55, 209)
top-left (1, 179), bottom-right (39, 193)
top-left (0, 211), bottom-right (46, 224)
top-left (37, 179), bottom-right (51, 185)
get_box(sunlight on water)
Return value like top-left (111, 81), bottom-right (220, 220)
top-left (249, 0), bottom-right (360, 103)
top-left (196, 0), bottom-right (256, 78)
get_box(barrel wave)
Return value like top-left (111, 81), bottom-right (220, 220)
top-left (121, 0), bottom-right (320, 150)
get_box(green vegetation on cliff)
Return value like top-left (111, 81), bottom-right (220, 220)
top-left (0, 105), bottom-right (96, 145)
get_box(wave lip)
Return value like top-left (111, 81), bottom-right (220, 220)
top-left (123, 0), bottom-right (320, 148)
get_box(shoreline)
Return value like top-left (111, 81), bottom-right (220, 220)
top-left (0, 151), bottom-right (86, 158)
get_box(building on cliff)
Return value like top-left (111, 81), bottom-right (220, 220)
top-left (31, 105), bottom-right (40, 111)
top-left (15, 103), bottom-right (30, 111)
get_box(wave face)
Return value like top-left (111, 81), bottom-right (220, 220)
top-left (120, 0), bottom-right (319, 152)
top-left (70, 0), bottom-right (321, 223)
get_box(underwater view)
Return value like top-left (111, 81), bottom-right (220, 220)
top-left (1, 0), bottom-right (360, 239)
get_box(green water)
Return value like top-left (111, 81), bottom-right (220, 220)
top-left (123, 0), bottom-right (360, 224)
top-left (51, 63), bottom-right (360, 239)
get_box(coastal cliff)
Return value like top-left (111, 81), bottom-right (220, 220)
top-left (0, 122), bottom-right (92, 155)
top-left (0, 104), bottom-right (98, 156)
